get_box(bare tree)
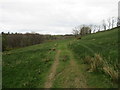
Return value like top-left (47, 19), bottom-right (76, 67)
top-left (98, 25), bottom-right (101, 32)
top-left (107, 18), bottom-right (112, 30)
top-left (72, 27), bottom-right (79, 37)
top-left (96, 25), bottom-right (101, 32)
top-left (89, 24), bottom-right (93, 33)
top-left (111, 17), bottom-right (116, 28)
top-left (93, 25), bottom-right (97, 33)
top-left (117, 17), bottom-right (120, 27)
top-left (102, 20), bottom-right (107, 30)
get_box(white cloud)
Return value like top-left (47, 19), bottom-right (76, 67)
top-left (0, 0), bottom-right (119, 34)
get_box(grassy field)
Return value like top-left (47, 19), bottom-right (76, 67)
top-left (2, 27), bottom-right (119, 88)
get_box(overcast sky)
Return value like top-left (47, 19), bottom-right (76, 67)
top-left (0, 0), bottom-right (119, 35)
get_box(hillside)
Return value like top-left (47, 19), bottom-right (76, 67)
top-left (2, 27), bottom-right (119, 88)
top-left (69, 28), bottom-right (119, 88)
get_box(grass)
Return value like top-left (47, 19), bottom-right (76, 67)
top-left (52, 39), bottom-right (88, 88)
top-left (2, 41), bottom-right (57, 88)
top-left (2, 27), bottom-right (119, 88)
top-left (69, 27), bottom-right (119, 88)
top-left (2, 38), bottom-right (73, 88)
top-left (52, 42), bottom-right (71, 88)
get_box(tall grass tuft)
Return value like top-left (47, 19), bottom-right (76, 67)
top-left (85, 54), bottom-right (104, 72)
top-left (84, 56), bottom-right (92, 64)
top-left (84, 54), bottom-right (118, 82)
top-left (102, 61), bottom-right (118, 82)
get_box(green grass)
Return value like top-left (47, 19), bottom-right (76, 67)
top-left (70, 28), bottom-right (118, 62)
top-left (2, 38), bottom-right (73, 88)
top-left (2, 27), bottom-right (119, 88)
top-left (69, 28), bottom-right (119, 88)
top-left (52, 42), bottom-right (71, 88)
top-left (2, 41), bottom-right (57, 88)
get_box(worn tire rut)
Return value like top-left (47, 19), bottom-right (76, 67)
top-left (44, 50), bottom-right (61, 88)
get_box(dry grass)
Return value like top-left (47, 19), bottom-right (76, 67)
top-left (84, 56), bottom-right (92, 64)
top-left (85, 54), bottom-right (104, 72)
top-left (103, 66), bottom-right (118, 82)
top-left (102, 61), bottom-right (118, 82)
top-left (84, 54), bottom-right (118, 82)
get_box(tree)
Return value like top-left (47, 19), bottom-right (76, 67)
top-left (1, 32), bottom-right (4, 35)
top-left (111, 17), bottom-right (116, 28)
top-left (72, 27), bottom-right (79, 37)
top-left (80, 26), bottom-right (91, 36)
top-left (107, 18), bottom-right (111, 30)
top-left (102, 20), bottom-right (107, 30)
top-left (93, 25), bottom-right (97, 33)
top-left (98, 25), bottom-right (101, 32)
top-left (117, 17), bottom-right (120, 27)
top-left (89, 24), bottom-right (93, 33)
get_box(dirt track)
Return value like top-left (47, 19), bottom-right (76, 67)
top-left (44, 50), bottom-right (61, 88)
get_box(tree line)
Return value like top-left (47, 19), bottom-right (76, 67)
top-left (1, 32), bottom-right (74, 51)
top-left (1, 32), bottom-right (60, 51)
top-left (72, 17), bottom-right (119, 37)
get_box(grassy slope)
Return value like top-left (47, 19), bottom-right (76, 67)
top-left (69, 28), bottom-right (119, 88)
top-left (70, 28), bottom-right (118, 63)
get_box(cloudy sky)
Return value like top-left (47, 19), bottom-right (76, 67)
top-left (0, 0), bottom-right (119, 35)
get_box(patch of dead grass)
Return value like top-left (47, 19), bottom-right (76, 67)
top-left (84, 54), bottom-right (118, 82)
